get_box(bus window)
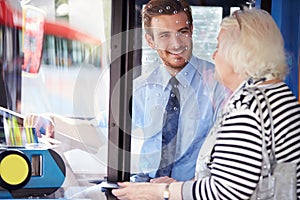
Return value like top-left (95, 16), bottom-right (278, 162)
top-left (21, 5), bottom-right (109, 118)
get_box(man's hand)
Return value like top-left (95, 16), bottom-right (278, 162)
top-left (24, 114), bottom-right (55, 138)
top-left (150, 176), bottom-right (177, 184)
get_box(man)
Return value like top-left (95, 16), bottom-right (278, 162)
top-left (131, 0), bottom-right (228, 182)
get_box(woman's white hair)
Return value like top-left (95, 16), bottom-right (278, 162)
top-left (219, 7), bottom-right (288, 80)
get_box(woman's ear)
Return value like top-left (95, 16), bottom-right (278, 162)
top-left (145, 34), bottom-right (155, 49)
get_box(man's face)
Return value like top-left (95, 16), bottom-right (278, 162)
top-left (146, 11), bottom-right (193, 72)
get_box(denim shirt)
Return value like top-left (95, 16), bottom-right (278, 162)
top-left (131, 55), bottom-right (228, 181)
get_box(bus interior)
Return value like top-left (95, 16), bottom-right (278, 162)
top-left (0, 0), bottom-right (299, 199)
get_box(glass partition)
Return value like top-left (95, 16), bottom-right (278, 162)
top-left (130, 4), bottom-right (223, 177)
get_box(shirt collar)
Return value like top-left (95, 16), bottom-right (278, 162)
top-left (145, 55), bottom-right (198, 90)
top-left (176, 55), bottom-right (197, 86)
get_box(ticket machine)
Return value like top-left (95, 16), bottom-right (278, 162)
top-left (0, 107), bottom-right (66, 199)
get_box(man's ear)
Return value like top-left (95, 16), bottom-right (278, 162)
top-left (190, 24), bottom-right (194, 35)
top-left (145, 34), bottom-right (155, 49)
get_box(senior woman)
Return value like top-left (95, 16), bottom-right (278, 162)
top-left (112, 7), bottom-right (300, 200)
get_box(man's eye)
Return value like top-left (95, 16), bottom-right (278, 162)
top-left (160, 34), bottom-right (169, 38)
top-left (179, 30), bottom-right (191, 37)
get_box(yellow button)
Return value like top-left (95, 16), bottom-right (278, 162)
top-left (0, 154), bottom-right (29, 185)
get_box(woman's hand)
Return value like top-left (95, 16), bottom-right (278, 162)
top-left (111, 182), bottom-right (165, 200)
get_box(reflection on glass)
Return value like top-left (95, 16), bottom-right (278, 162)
top-left (21, 1), bottom-right (110, 118)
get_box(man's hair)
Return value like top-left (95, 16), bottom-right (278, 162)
top-left (142, 0), bottom-right (193, 35)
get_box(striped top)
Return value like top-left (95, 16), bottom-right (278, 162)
top-left (183, 79), bottom-right (300, 200)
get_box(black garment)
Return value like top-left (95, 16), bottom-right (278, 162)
top-left (0, 64), bottom-right (7, 108)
